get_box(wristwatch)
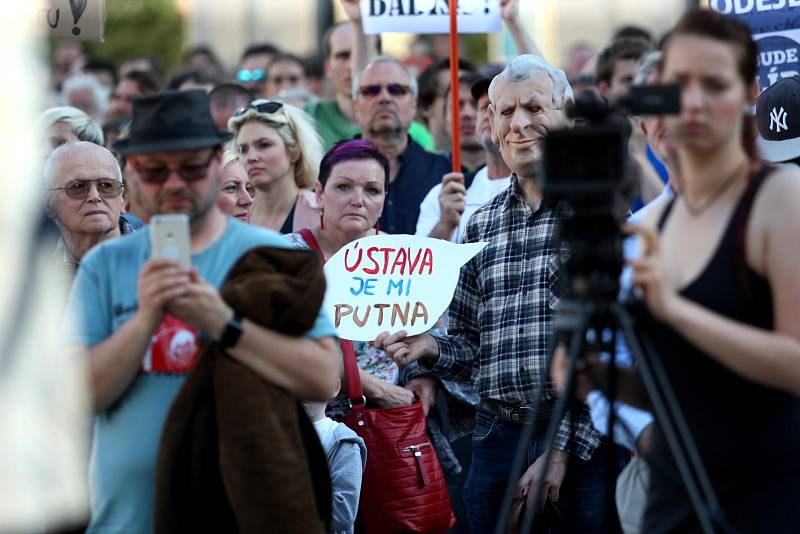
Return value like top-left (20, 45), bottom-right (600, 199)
top-left (218, 311), bottom-right (243, 349)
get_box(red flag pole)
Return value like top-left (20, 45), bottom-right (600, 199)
top-left (449, 1), bottom-right (461, 173)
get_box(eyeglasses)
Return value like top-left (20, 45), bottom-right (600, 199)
top-left (130, 152), bottom-right (217, 184)
top-left (234, 100), bottom-right (284, 117)
top-left (235, 69), bottom-right (266, 83)
top-left (358, 83), bottom-right (412, 98)
top-left (49, 179), bottom-right (124, 200)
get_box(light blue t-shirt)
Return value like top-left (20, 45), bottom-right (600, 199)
top-left (65, 218), bottom-right (335, 534)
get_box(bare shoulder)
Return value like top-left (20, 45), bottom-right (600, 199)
top-left (753, 164), bottom-right (800, 224)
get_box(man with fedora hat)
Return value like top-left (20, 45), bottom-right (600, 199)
top-left (63, 89), bottom-right (339, 533)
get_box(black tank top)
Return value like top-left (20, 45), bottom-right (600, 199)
top-left (641, 165), bottom-right (800, 533)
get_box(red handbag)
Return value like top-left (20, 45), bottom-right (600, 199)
top-left (340, 340), bottom-right (456, 534)
top-left (298, 228), bottom-right (455, 532)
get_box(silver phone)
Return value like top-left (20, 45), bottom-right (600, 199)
top-left (149, 214), bottom-right (191, 268)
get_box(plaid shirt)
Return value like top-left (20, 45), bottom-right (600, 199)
top-left (425, 176), bottom-right (600, 461)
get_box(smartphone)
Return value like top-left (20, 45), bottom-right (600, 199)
top-left (150, 214), bottom-right (191, 268)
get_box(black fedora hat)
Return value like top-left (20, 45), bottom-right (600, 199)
top-left (113, 89), bottom-right (232, 155)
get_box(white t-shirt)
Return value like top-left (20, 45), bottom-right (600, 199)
top-left (415, 166), bottom-right (511, 243)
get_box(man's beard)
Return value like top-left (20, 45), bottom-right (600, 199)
top-left (146, 187), bottom-right (216, 225)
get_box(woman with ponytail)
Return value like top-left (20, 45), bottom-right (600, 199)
top-left (628, 8), bottom-right (800, 532)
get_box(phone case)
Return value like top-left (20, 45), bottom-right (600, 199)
top-left (150, 214), bottom-right (191, 268)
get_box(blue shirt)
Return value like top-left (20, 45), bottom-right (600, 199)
top-left (379, 137), bottom-right (451, 235)
top-left (65, 218), bottom-right (335, 534)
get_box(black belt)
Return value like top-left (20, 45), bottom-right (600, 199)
top-left (478, 398), bottom-right (554, 425)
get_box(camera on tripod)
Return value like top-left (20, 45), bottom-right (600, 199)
top-left (540, 85), bottom-right (680, 303)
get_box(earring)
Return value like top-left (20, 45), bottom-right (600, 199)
top-left (374, 220), bottom-right (380, 235)
top-left (319, 209), bottom-right (325, 230)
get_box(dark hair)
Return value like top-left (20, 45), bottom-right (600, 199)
top-left (660, 7), bottom-right (759, 160)
top-left (122, 69), bottom-right (161, 95)
top-left (268, 53), bottom-right (308, 77)
top-left (318, 139), bottom-right (390, 191)
top-left (182, 45), bottom-right (221, 67)
top-left (84, 57), bottom-right (118, 87)
top-left (166, 67), bottom-right (222, 90)
top-left (443, 71), bottom-right (484, 102)
top-left (241, 43), bottom-right (281, 62)
top-left (596, 37), bottom-right (652, 85)
top-left (209, 83), bottom-right (255, 108)
top-left (613, 25), bottom-right (654, 44)
top-left (417, 57), bottom-right (477, 111)
top-left (121, 56), bottom-right (164, 85)
top-left (323, 21), bottom-right (351, 58)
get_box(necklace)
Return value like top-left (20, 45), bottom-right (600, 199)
top-left (679, 160), bottom-right (750, 217)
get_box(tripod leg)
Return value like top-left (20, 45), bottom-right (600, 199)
top-left (613, 303), bottom-right (719, 534)
top-left (518, 316), bottom-right (590, 534)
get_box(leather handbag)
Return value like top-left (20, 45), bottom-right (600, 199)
top-left (298, 228), bottom-right (455, 532)
top-left (340, 340), bottom-right (456, 534)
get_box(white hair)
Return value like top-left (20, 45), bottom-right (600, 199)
top-left (61, 73), bottom-right (110, 121)
top-left (352, 56), bottom-right (419, 101)
top-left (488, 54), bottom-right (573, 109)
top-left (44, 141), bottom-right (122, 189)
top-left (38, 105), bottom-right (104, 146)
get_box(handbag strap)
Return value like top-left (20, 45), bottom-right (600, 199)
top-left (300, 227), bottom-right (365, 408)
top-left (298, 228), bottom-right (324, 261)
top-left (340, 338), bottom-right (366, 406)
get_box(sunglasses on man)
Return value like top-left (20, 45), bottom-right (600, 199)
top-left (234, 100), bottom-right (284, 117)
top-left (357, 83), bottom-right (412, 98)
top-left (235, 69), bottom-right (266, 83)
top-left (129, 151), bottom-right (218, 184)
top-left (49, 178), bottom-right (124, 200)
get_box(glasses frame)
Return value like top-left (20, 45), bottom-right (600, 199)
top-left (129, 151), bottom-right (218, 185)
top-left (48, 178), bottom-right (125, 200)
top-left (235, 69), bottom-right (266, 83)
top-left (357, 83), bottom-right (412, 99)
top-left (234, 100), bottom-right (284, 117)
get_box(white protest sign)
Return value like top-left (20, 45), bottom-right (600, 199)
top-left (41, 0), bottom-right (106, 42)
top-left (324, 234), bottom-right (487, 341)
top-left (360, 0), bottom-right (501, 35)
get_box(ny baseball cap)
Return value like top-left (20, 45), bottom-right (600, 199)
top-left (756, 75), bottom-right (800, 163)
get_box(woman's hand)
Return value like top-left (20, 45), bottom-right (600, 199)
top-left (626, 224), bottom-right (682, 322)
top-left (373, 382), bottom-right (415, 408)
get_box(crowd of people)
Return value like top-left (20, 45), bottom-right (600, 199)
top-left (38, 1), bottom-right (800, 533)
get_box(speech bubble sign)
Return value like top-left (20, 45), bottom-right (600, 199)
top-left (324, 234), bottom-right (487, 341)
top-left (359, 0), bottom-right (501, 35)
top-left (41, 0), bottom-right (106, 42)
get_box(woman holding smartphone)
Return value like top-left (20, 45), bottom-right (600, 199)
top-left (628, 9), bottom-right (800, 532)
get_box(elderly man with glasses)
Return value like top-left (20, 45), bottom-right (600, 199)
top-left (353, 56), bottom-right (452, 235)
top-left (45, 141), bottom-right (134, 277)
top-left (63, 89), bottom-right (338, 533)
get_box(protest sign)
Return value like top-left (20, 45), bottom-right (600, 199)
top-left (359, 0), bottom-right (501, 35)
top-left (323, 234), bottom-right (487, 341)
top-left (41, 0), bottom-right (106, 42)
top-left (710, 0), bottom-right (800, 91)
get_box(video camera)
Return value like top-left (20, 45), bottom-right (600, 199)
top-left (541, 85), bottom-right (680, 302)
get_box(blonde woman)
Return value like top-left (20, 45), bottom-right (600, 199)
top-left (216, 147), bottom-right (254, 222)
top-left (228, 99), bottom-right (323, 232)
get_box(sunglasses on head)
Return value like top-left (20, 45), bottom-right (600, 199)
top-left (49, 178), bottom-right (124, 200)
top-left (235, 69), bottom-right (266, 83)
top-left (129, 151), bottom-right (217, 184)
top-left (234, 100), bottom-right (284, 117)
top-left (358, 83), bottom-right (412, 98)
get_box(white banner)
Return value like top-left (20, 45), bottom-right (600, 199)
top-left (323, 234), bottom-right (487, 341)
top-left (360, 0), bottom-right (502, 35)
top-left (41, 0), bottom-right (106, 42)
